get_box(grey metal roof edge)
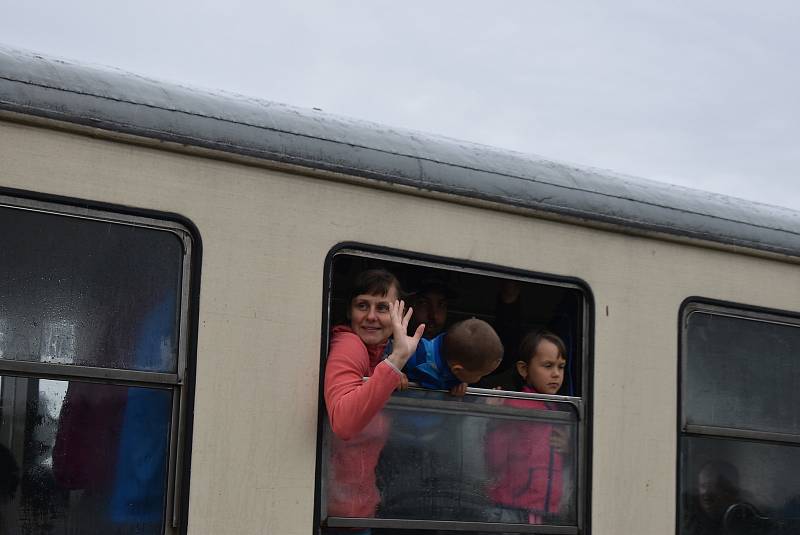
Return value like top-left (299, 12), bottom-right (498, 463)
top-left (1, 45), bottom-right (799, 258)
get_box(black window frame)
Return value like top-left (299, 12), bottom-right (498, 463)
top-left (677, 298), bottom-right (800, 534)
top-left (0, 192), bottom-right (200, 535)
top-left (315, 242), bottom-right (595, 535)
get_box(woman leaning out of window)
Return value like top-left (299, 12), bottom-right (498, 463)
top-left (323, 269), bottom-right (424, 522)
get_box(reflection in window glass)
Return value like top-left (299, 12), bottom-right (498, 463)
top-left (685, 312), bottom-right (800, 435)
top-left (0, 206), bottom-right (183, 373)
top-left (679, 436), bottom-right (800, 535)
top-left (0, 376), bottom-right (171, 535)
top-left (324, 389), bottom-right (578, 528)
top-left (681, 306), bottom-right (800, 535)
top-left (40, 320), bottom-right (77, 365)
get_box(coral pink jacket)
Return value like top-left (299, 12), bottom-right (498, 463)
top-left (324, 326), bottom-right (402, 518)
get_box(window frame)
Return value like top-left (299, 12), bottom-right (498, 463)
top-left (679, 299), bottom-right (800, 444)
top-left (315, 242), bottom-right (594, 535)
top-left (677, 298), bottom-right (800, 534)
top-left (0, 192), bottom-right (199, 534)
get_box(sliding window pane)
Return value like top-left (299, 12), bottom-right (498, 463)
top-left (679, 436), bottom-right (800, 535)
top-left (0, 206), bottom-right (182, 373)
top-left (0, 376), bottom-right (171, 535)
top-left (684, 312), bottom-right (800, 435)
top-left (324, 390), bottom-right (578, 528)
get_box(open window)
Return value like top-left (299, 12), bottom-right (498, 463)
top-left (317, 246), bottom-right (591, 534)
top-left (0, 196), bottom-right (194, 535)
top-left (678, 302), bottom-right (800, 535)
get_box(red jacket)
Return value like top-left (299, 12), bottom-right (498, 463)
top-left (324, 326), bottom-right (402, 518)
top-left (485, 385), bottom-right (564, 515)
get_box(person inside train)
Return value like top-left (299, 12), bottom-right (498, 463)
top-left (683, 461), bottom-right (743, 535)
top-left (480, 281), bottom-right (579, 395)
top-left (375, 302), bottom-right (502, 525)
top-left (403, 317), bottom-right (503, 396)
top-left (410, 275), bottom-right (518, 353)
top-left (484, 330), bottom-right (568, 525)
top-left (410, 276), bottom-right (456, 340)
top-left (323, 268), bottom-right (424, 525)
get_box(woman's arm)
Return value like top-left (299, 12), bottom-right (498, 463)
top-left (324, 300), bottom-right (424, 440)
top-left (324, 334), bottom-right (401, 440)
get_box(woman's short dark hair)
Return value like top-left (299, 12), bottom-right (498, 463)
top-left (348, 268), bottom-right (402, 303)
top-left (517, 329), bottom-right (567, 365)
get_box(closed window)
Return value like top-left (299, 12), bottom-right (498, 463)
top-left (0, 197), bottom-right (194, 535)
top-left (679, 303), bottom-right (800, 535)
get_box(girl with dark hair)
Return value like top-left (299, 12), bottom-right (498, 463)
top-left (484, 330), bottom-right (568, 525)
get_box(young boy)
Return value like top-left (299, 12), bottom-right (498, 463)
top-left (375, 318), bottom-right (504, 520)
top-left (403, 318), bottom-right (504, 395)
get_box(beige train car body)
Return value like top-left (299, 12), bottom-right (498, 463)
top-left (1, 47), bottom-right (799, 535)
top-left (2, 117), bottom-right (799, 534)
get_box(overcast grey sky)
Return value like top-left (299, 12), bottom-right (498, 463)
top-left (2, 1), bottom-right (798, 210)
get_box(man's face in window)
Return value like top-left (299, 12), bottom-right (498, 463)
top-left (414, 290), bottom-right (448, 339)
top-left (698, 465), bottom-right (739, 519)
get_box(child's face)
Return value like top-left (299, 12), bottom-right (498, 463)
top-left (517, 339), bottom-right (565, 394)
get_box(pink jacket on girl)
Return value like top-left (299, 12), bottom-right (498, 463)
top-left (485, 385), bottom-right (564, 517)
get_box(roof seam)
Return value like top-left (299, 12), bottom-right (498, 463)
top-left (1, 74), bottom-right (798, 239)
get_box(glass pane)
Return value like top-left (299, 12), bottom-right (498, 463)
top-left (679, 436), bottom-right (800, 535)
top-left (0, 206), bottom-right (183, 373)
top-left (0, 375), bottom-right (172, 535)
top-left (685, 312), bottom-right (800, 435)
top-left (323, 390), bottom-right (578, 528)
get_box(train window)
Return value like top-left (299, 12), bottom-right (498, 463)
top-left (679, 303), bottom-right (800, 535)
top-left (318, 248), bottom-right (590, 534)
top-left (0, 198), bottom-right (193, 535)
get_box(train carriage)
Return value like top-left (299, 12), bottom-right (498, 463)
top-left (1, 46), bottom-right (799, 535)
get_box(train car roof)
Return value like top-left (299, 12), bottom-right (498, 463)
top-left (2, 45), bottom-right (799, 259)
